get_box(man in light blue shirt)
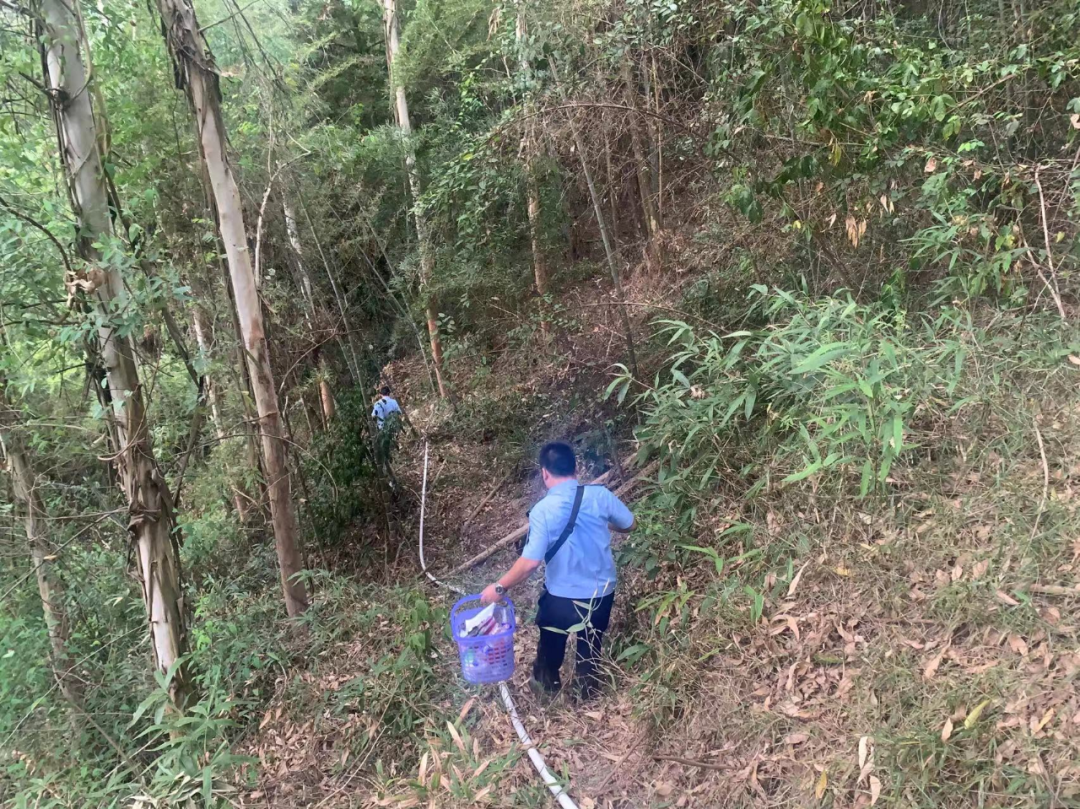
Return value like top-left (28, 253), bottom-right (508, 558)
top-left (481, 442), bottom-right (635, 700)
top-left (371, 386), bottom-right (415, 484)
top-left (371, 386), bottom-right (403, 430)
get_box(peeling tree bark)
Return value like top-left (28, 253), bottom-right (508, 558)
top-left (383, 0), bottom-right (449, 399)
top-left (38, 0), bottom-right (190, 707)
top-left (156, 0), bottom-right (308, 617)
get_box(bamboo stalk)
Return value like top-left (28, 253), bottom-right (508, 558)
top-left (439, 462), bottom-right (656, 578)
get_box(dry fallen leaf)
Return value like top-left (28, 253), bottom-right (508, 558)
top-left (784, 732), bottom-right (810, 745)
top-left (788, 561), bottom-right (810, 597)
top-left (815, 769), bottom-right (828, 800)
top-left (1031, 708), bottom-right (1054, 734)
top-left (925, 156), bottom-right (938, 173)
top-left (923, 648), bottom-right (948, 681)
top-left (869, 775), bottom-right (882, 805)
top-left (941, 717), bottom-right (954, 742)
top-left (1007, 635), bottom-right (1029, 656)
top-left (473, 758), bottom-right (493, 778)
top-left (995, 589), bottom-right (1020, 606)
top-left (1069, 355), bottom-right (1080, 367)
top-left (458, 697), bottom-right (477, 723)
top-left (858, 736), bottom-right (874, 782)
top-left (446, 721), bottom-right (466, 753)
top-left (654, 781), bottom-right (674, 798)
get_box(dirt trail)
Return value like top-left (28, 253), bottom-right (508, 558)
top-left (397, 434), bottom-right (665, 806)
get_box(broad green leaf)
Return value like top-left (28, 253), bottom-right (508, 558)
top-left (793, 342), bottom-right (851, 374)
top-left (782, 459), bottom-right (823, 484)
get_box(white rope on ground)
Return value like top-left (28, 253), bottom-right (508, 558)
top-left (418, 440), bottom-right (581, 809)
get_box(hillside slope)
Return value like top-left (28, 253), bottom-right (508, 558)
top-left (232, 265), bottom-right (1080, 809)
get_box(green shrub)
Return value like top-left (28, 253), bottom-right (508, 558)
top-left (611, 289), bottom-right (1078, 506)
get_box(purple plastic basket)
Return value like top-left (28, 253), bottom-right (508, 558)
top-left (450, 594), bottom-right (516, 684)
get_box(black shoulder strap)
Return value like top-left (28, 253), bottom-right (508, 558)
top-left (545, 485), bottom-right (584, 564)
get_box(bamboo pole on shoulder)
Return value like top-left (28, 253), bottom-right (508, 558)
top-left (440, 461), bottom-right (656, 578)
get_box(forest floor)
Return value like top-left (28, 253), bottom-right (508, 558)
top-left (234, 271), bottom-right (1080, 809)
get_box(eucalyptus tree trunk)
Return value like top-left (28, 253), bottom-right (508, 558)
top-left (156, 0), bottom-right (308, 617)
top-left (0, 388), bottom-right (80, 704)
top-left (515, 5), bottom-right (549, 333)
top-left (383, 0), bottom-right (449, 398)
top-left (196, 163), bottom-right (267, 513)
top-left (38, 0), bottom-right (190, 707)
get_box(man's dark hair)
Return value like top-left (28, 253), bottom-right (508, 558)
top-left (380, 386), bottom-right (391, 396)
top-left (539, 442), bottom-right (576, 477)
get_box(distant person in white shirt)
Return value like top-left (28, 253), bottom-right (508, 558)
top-left (372, 386), bottom-right (403, 430)
top-left (371, 386), bottom-right (414, 485)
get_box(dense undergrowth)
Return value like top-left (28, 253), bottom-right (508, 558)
top-left (607, 296), bottom-right (1080, 805)
top-left (3, 0), bottom-right (1080, 805)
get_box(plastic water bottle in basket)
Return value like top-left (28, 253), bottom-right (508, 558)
top-left (451, 594), bottom-right (516, 684)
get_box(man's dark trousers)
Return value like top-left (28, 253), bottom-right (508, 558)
top-left (532, 589), bottom-right (615, 699)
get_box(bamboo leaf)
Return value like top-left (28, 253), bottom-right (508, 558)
top-left (793, 342), bottom-right (850, 374)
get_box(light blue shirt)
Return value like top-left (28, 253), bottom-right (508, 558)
top-left (371, 396), bottom-right (402, 429)
top-left (521, 480), bottom-right (634, 599)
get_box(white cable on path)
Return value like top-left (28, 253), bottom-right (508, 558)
top-left (418, 441), bottom-right (581, 809)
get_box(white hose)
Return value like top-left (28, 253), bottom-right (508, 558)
top-left (418, 441), bottom-right (459, 594)
top-left (418, 441), bottom-right (581, 809)
top-left (498, 681), bottom-right (579, 809)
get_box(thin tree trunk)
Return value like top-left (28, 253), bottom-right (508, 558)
top-left (515, 5), bottom-right (549, 334)
top-left (622, 62), bottom-right (661, 271)
top-left (0, 388), bottom-right (81, 704)
top-left (603, 124), bottom-right (621, 249)
top-left (282, 195), bottom-right (315, 311)
top-left (649, 52), bottom-right (664, 229)
top-left (301, 391), bottom-right (318, 437)
top-left (197, 163), bottom-right (268, 519)
top-left (383, 0), bottom-right (449, 399)
top-left (191, 304), bottom-right (251, 521)
top-left (524, 134), bottom-right (549, 333)
top-left (38, 0), bottom-right (190, 707)
top-left (156, 0), bottom-right (308, 617)
top-left (219, 253), bottom-right (269, 513)
top-left (550, 59), bottom-right (638, 377)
